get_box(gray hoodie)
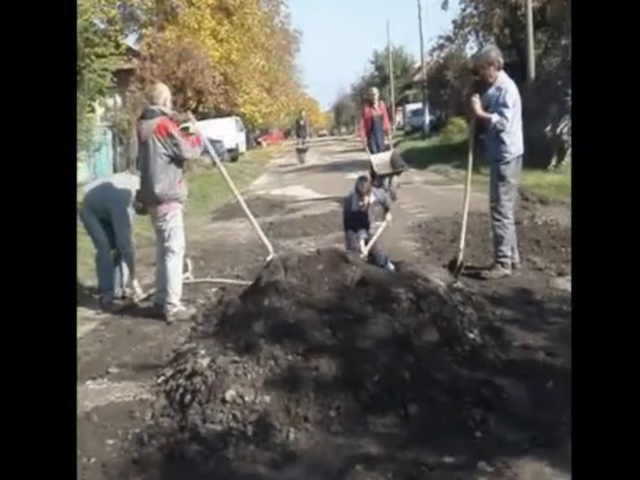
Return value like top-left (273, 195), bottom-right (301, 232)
top-left (136, 106), bottom-right (201, 208)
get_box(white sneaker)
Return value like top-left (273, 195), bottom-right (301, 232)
top-left (163, 305), bottom-right (196, 324)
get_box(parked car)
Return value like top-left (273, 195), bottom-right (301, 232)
top-left (406, 107), bottom-right (431, 134)
top-left (403, 102), bottom-right (431, 135)
top-left (256, 129), bottom-right (285, 147)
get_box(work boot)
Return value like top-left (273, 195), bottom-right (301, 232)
top-left (164, 305), bottom-right (196, 324)
top-left (99, 301), bottom-right (115, 314)
top-left (480, 264), bottom-right (512, 280)
top-left (99, 296), bottom-right (115, 313)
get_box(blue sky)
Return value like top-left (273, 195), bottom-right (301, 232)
top-left (288, 0), bottom-right (460, 110)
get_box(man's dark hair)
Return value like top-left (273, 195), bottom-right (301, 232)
top-left (355, 175), bottom-right (372, 197)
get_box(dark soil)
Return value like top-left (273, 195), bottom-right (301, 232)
top-left (265, 211), bottom-right (341, 240)
top-left (122, 248), bottom-right (571, 480)
top-left (412, 204), bottom-right (571, 357)
top-left (415, 208), bottom-right (571, 277)
top-left (519, 188), bottom-right (570, 207)
top-left (210, 197), bottom-right (304, 222)
top-left (210, 195), bottom-right (343, 242)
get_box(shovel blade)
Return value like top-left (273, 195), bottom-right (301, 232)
top-left (447, 257), bottom-right (465, 278)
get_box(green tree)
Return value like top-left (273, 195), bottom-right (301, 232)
top-left (77, 0), bottom-right (125, 159)
top-left (331, 92), bottom-right (357, 130)
top-left (425, 48), bottom-right (473, 123)
top-left (434, 0), bottom-right (571, 167)
top-left (132, 0), bottom-right (303, 129)
top-left (350, 46), bottom-right (416, 108)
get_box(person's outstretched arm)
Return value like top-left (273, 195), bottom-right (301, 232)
top-left (156, 117), bottom-right (202, 166)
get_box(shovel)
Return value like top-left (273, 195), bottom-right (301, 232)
top-left (190, 117), bottom-right (276, 263)
top-left (447, 120), bottom-right (475, 278)
top-left (361, 217), bottom-right (391, 258)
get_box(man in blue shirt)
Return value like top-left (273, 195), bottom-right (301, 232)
top-left (470, 45), bottom-right (524, 279)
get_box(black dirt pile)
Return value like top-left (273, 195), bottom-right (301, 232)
top-left (127, 249), bottom-right (570, 480)
top-left (202, 249), bottom-right (494, 362)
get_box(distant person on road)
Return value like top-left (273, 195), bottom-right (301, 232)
top-left (294, 109), bottom-right (309, 147)
top-left (359, 86), bottom-right (391, 154)
top-left (136, 82), bottom-right (202, 323)
top-left (342, 175), bottom-right (395, 271)
top-left (79, 172), bottom-right (142, 312)
top-left (470, 45), bottom-right (524, 279)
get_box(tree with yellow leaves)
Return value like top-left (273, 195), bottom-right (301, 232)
top-left (131, 0), bottom-right (303, 128)
top-left (298, 94), bottom-right (327, 131)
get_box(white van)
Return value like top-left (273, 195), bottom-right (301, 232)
top-left (196, 116), bottom-right (247, 162)
top-left (403, 102), bottom-right (431, 134)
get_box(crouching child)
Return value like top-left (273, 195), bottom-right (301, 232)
top-left (342, 175), bottom-right (396, 271)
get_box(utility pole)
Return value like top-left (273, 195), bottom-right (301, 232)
top-left (525, 0), bottom-right (535, 86)
top-left (417, 0), bottom-right (428, 137)
top-left (387, 19), bottom-right (396, 133)
top-left (417, 0), bottom-right (427, 111)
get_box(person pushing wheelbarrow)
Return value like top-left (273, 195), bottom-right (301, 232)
top-left (359, 87), bottom-right (407, 200)
top-left (359, 87), bottom-right (391, 155)
top-left (294, 109), bottom-right (310, 164)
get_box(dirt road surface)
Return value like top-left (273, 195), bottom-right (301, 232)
top-left (77, 137), bottom-right (571, 480)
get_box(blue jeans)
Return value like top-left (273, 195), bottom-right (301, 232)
top-left (80, 206), bottom-right (134, 302)
top-left (490, 156), bottom-right (522, 267)
top-left (151, 207), bottom-right (186, 314)
top-left (367, 135), bottom-right (385, 154)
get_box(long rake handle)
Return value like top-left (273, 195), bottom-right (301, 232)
top-left (456, 121), bottom-right (475, 264)
top-left (191, 121), bottom-right (276, 262)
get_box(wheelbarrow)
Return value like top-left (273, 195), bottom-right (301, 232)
top-left (295, 138), bottom-right (309, 164)
top-left (365, 146), bottom-right (408, 201)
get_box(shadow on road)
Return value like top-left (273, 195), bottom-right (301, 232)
top-left (291, 158), bottom-right (370, 176)
top-left (288, 196), bottom-right (344, 206)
